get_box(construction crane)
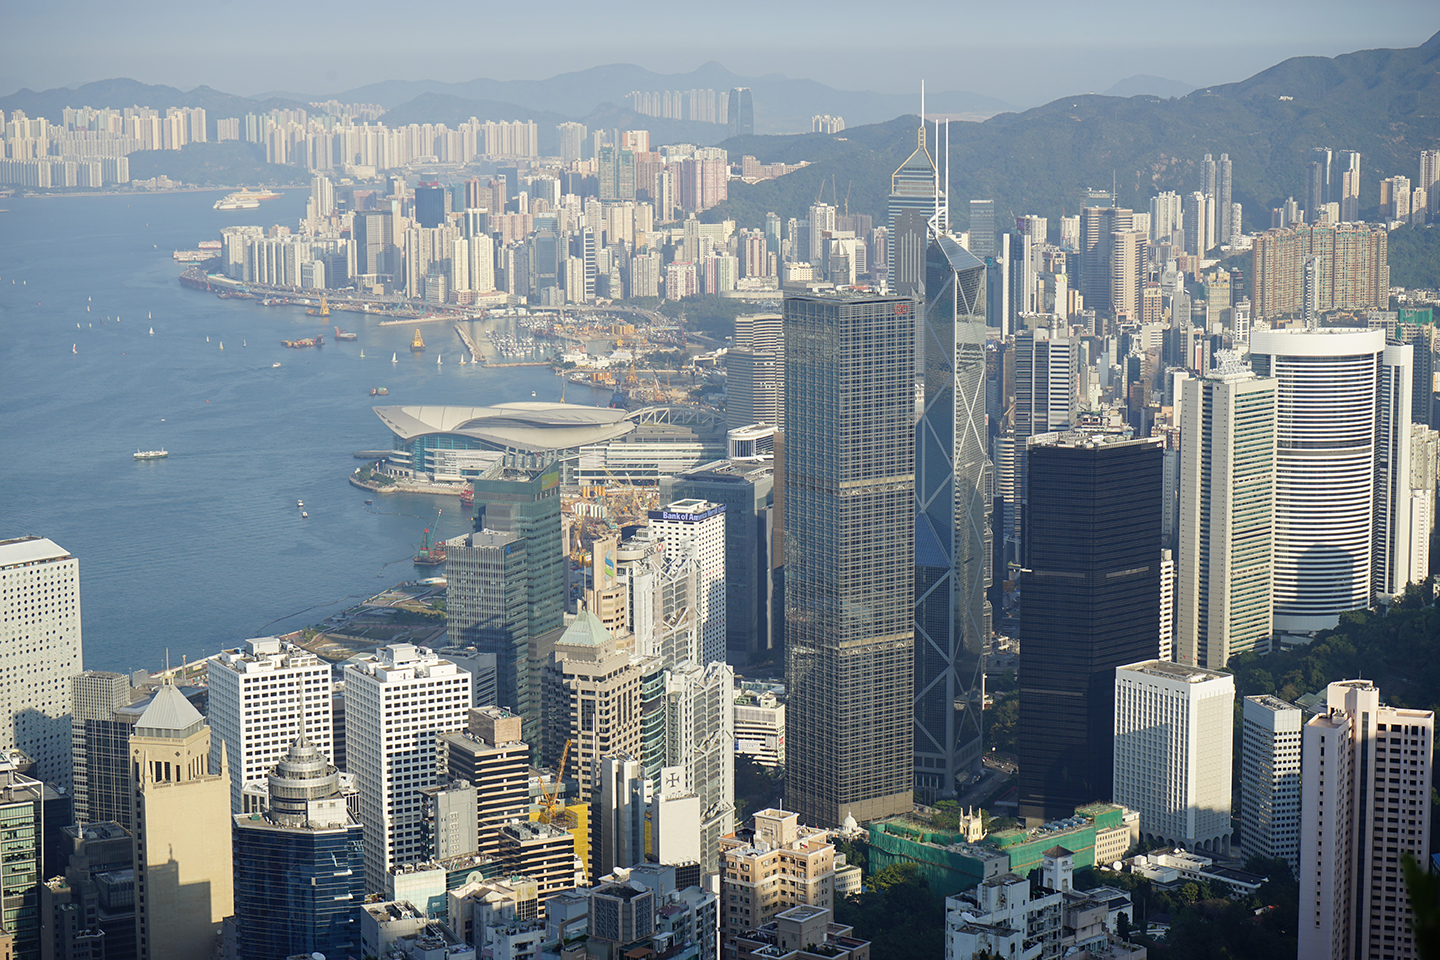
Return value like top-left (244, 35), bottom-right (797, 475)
top-left (539, 739), bottom-right (573, 826)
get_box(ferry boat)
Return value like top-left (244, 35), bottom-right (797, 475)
top-left (134, 449), bottom-right (168, 460)
top-left (410, 329), bottom-right (426, 352)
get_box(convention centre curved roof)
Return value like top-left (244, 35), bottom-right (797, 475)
top-left (373, 402), bottom-right (635, 453)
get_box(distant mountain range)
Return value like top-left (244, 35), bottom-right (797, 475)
top-left (705, 31), bottom-right (1440, 234)
top-left (1, 63), bottom-right (1012, 137)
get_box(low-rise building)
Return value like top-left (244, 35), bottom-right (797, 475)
top-left (733, 690), bottom-right (785, 769)
top-left (732, 905), bottom-right (870, 960)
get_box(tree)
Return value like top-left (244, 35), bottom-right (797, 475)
top-left (1116, 911), bottom-right (1131, 942)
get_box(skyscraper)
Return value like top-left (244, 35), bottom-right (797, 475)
top-left (725, 313), bottom-right (784, 433)
top-left (414, 182), bottom-right (447, 228)
top-left (231, 734), bottom-right (364, 960)
top-left (1215, 153), bottom-right (1234, 244)
top-left (1017, 435), bottom-right (1162, 824)
top-left (1338, 149), bottom-right (1362, 222)
top-left (1112, 660), bottom-right (1234, 854)
top-left (1373, 344), bottom-right (1416, 599)
top-left (1307, 147), bottom-right (1333, 221)
top-left (913, 234), bottom-right (990, 802)
top-left (446, 530), bottom-right (532, 720)
top-left (1299, 680), bottom-right (1433, 960)
top-left (206, 636), bottom-right (334, 813)
top-left (0, 536), bottom-right (84, 791)
top-left (1240, 694), bottom-right (1302, 875)
top-left (1249, 330), bottom-right (1389, 633)
top-left (344, 644), bottom-right (471, 892)
top-left (1176, 364), bottom-right (1277, 669)
top-left (887, 123), bottom-right (938, 298)
top-left (0, 757), bottom-right (49, 959)
top-left (648, 500), bottom-right (727, 666)
top-left (1080, 206), bottom-right (1134, 314)
top-left (727, 88), bottom-right (754, 139)
top-left (1422, 149), bottom-right (1440, 218)
top-left (70, 670), bottom-right (134, 826)
top-left (968, 200), bottom-right (996, 259)
top-left (784, 290), bottom-right (915, 826)
top-left (130, 683), bottom-right (233, 960)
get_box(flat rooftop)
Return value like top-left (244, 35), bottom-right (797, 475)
top-left (1120, 660), bottom-right (1230, 683)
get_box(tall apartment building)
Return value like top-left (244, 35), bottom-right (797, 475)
top-left (1240, 695), bottom-right (1302, 875)
top-left (1299, 680), bottom-right (1433, 960)
top-left (726, 314), bottom-right (784, 433)
top-left (784, 291), bottom-right (915, 826)
top-left (719, 809), bottom-right (835, 952)
top-left (540, 612), bottom-right (643, 801)
top-left (1250, 330), bottom-right (1408, 634)
top-left (1176, 365), bottom-right (1276, 669)
top-left (1018, 435), bottom-right (1163, 823)
top-left (1251, 222), bottom-right (1389, 321)
top-left (914, 234), bottom-right (991, 802)
top-left (1109, 229), bottom-right (1148, 322)
top-left (1112, 661), bottom-right (1234, 853)
top-left (231, 733), bottom-right (364, 960)
top-left (1080, 206), bottom-right (1134, 315)
top-left (1338, 149), bottom-right (1362, 222)
top-left (0, 536), bottom-right (84, 790)
top-left (438, 706), bottom-right (530, 862)
top-left (206, 636), bottom-right (334, 812)
top-left (130, 683), bottom-right (233, 960)
top-left (663, 459), bottom-right (776, 665)
top-left (648, 500), bottom-right (727, 666)
top-left (343, 644), bottom-right (472, 892)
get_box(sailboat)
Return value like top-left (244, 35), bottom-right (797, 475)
top-left (219, 342), bottom-right (224, 351)
top-left (360, 349), bottom-right (365, 359)
top-left (459, 355), bottom-right (466, 365)
top-left (149, 327), bottom-right (154, 336)
top-left (437, 353), bottom-right (442, 366)
top-left (243, 339), bottom-right (246, 347)
top-left (72, 344), bottom-right (77, 354)
top-left (206, 336), bottom-right (210, 343)
top-left (391, 353), bottom-right (397, 363)
top-left (148, 311), bottom-right (152, 320)
top-left (86, 305), bottom-right (90, 312)
top-left (87, 296), bottom-right (91, 301)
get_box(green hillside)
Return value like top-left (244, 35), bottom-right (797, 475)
top-left (707, 31), bottom-right (1440, 236)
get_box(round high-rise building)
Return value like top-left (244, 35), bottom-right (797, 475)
top-left (1249, 328), bottom-right (1383, 634)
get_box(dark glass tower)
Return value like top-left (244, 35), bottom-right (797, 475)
top-left (727, 87), bottom-right (754, 139)
top-left (1017, 434), bottom-right (1162, 824)
top-left (231, 735), bottom-right (364, 960)
top-left (473, 464), bottom-right (565, 639)
top-left (913, 236), bottom-right (991, 803)
top-left (414, 182), bottom-right (448, 228)
top-left (784, 291), bottom-right (915, 827)
top-left (446, 531), bottom-right (531, 723)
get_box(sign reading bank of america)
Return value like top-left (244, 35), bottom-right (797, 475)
top-left (651, 505), bottom-right (726, 523)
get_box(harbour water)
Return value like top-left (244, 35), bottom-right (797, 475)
top-left (0, 190), bottom-right (605, 672)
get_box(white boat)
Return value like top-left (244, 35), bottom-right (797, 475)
top-left (86, 305), bottom-right (90, 312)
top-left (148, 311), bottom-right (152, 319)
top-left (219, 342), bottom-right (224, 350)
top-left (149, 327), bottom-right (154, 336)
top-left (531, 390), bottom-right (537, 397)
top-left (72, 344), bottom-right (77, 354)
top-left (391, 353), bottom-right (397, 363)
top-left (298, 500), bottom-right (304, 508)
top-left (301, 511), bottom-right (308, 518)
top-left (459, 355), bottom-right (466, 365)
top-left (133, 449), bottom-right (168, 460)
top-left (272, 362), bottom-right (281, 368)
top-left (243, 340), bottom-right (246, 347)
top-left (206, 336), bottom-right (210, 343)
top-left (360, 349), bottom-right (365, 359)
top-left (437, 354), bottom-right (442, 365)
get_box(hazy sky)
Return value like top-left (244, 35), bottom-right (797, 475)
top-left (7, 0), bottom-right (1437, 108)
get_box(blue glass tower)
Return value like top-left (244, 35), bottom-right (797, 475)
top-left (231, 735), bottom-right (364, 960)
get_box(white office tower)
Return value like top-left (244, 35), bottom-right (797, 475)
top-left (207, 636), bottom-right (335, 812)
top-left (1240, 695), bottom-right (1302, 875)
top-left (344, 643), bottom-right (471, 892)
top-left (1158, 549), bottom-right (1174, 661)
top-left (1299, 680), bottom-right (1433, 960)
top-left (1249, 329), bottom-right (1385, 635)
top-left (659, 659), bottom-right (735, 877)
top-left (0, 535), bottom-right (83, 790)
top-left (1372, 344), bottom-right (1415, 599)
top-left (594, 754), bottom-right (648, 879)
top-left (1176, 364), bottom-right (1277, 669)
top-left (648, 500), bottom-right (727, 665)
top-left (1113, 661), bottom-right (1234, 854)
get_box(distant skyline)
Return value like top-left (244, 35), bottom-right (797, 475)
top-left (7, 0), bottom-right (1437, 113)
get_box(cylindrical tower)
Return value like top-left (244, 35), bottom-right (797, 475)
top-left (1250, 328), bottom-right (1383, 634)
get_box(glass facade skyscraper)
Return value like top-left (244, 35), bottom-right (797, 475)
top-left (783, 290), bottom-right (915, 827)
top-left (913, 236), bottom-right (991, 803)
top-left (887, 124), bottom-right (938, 301)
top-left (1017, 434), bottom-right (1162, 824)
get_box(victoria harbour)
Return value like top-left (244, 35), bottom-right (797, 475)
top-left (0, 189), bottom-right (579, 672)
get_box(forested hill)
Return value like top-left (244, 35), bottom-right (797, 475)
top-left (707, 30), bottom-right (1440, 234)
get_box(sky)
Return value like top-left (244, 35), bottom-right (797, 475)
top-left (6, 0), bottom-right (1438, 109)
